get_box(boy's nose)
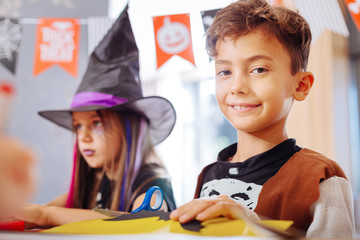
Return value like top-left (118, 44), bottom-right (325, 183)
top-left (231, 75), bottom-right (249, 95)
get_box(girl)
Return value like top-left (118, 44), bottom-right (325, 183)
top-left (15, 5), bottom-right (176, 229)
top-left (16, 109), bottom-right (175, 228)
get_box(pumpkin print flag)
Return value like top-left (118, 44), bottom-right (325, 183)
top-left (153, 13), bottom-right (195, 69)
top-left (33, 18), bottom-right (80, 77)
top-left (344, 0), bottom-right (360, 31)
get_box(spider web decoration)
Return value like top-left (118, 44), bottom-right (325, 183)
top-left (0, 18), bottom-right (22, 74)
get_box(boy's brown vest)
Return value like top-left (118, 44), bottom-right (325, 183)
top-left (194, 148), bottom-right (347, 231)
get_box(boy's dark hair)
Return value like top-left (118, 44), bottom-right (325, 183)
top-left (205, 0), bottom-right (312, 75)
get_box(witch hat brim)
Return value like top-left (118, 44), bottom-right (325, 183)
top-left (38, 96), bottom-right (176, 145)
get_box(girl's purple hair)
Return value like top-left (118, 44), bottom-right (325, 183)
top-left (118, 119), bottom-right (132, 211)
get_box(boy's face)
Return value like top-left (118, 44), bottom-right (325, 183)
top-left (214, 29), bottom-right (301, 135)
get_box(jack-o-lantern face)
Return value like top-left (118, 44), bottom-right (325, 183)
top-left (156, 17), bottom-right (190, 54)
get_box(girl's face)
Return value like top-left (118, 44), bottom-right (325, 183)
top-left (72, 111), bottom-right (121, 169)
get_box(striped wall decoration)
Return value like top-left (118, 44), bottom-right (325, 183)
top-left (295, 0), bottom-right (349, 42)
top-left (87, 17), bottom-right (115, 56)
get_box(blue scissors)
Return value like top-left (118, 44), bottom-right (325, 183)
top-left (131, 186), bottom-right (164, 213)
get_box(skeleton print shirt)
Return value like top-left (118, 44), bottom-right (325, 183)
top-left (196, 139), bottom-right (355, 238)
top-left (198, 138), bottom-right (301, 211)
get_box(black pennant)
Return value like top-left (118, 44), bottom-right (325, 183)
top-left (201, 8), bottom-right (221, 33)
top-left (0, 18), bottom-right (22, 75)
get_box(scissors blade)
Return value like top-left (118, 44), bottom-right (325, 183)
top-left (93, 208), bottom-right (124, 217)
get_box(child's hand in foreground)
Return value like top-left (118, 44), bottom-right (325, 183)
top-left (14, 203), bottom-right (49, 229)
top-left (170, 195), bottom-right (259, 223)
top-left (0, 137), bottom-right (36, 219)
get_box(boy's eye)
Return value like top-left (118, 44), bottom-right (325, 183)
top-left (251, 67), bottom-right (268, 74)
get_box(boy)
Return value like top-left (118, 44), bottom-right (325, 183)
top-left (170, 0), bottom-right (355, 238)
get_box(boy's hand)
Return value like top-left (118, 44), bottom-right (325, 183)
top-left (170, 195), bottom-right (255, 223)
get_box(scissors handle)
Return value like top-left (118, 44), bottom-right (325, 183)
top-left (131, 186), bottom-right (163, 213)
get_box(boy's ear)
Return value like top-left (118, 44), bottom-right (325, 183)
top-left (293, 71), bottom-right (314, 101)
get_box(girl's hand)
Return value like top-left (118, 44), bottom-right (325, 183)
top-left (15, 203), bottom-right (51, 229)
top-left (15, 203), bottom-right (115, 229)
top-left (170, 195), bottom-right (259, 223)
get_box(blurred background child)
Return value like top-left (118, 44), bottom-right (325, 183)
top-left (0, 71), bottom-right (36, 221)
top-left (0, 137), bottom-right (35, 220)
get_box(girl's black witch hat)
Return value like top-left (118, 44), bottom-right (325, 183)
top-left (38, 5), bottom-right (176, 145)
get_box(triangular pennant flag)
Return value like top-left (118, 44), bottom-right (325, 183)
top-left (344, 0), bottom-right (360, 31)
top-left (201, 9), bottom-right (221, 32)
top-left (33, 18), bottom-right (80, 77)
top-left (153, 13), bottom-right (195, 69)
top-left (267, 0), bottom-right (284, 6)
top-left (268, 0), bottom-right (297, 11)
top-left (0, 18), bottom-right (22, 74)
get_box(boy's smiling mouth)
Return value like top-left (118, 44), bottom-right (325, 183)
top-left (231, 104), bottom-right (261, 112)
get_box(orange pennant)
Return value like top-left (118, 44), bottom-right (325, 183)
top-left (153, 14), bottom-right (195, 69)
top-left (33, 18), bottom-right (79, 77)
top-left (344, 0), bottom-right (360, 31)
top-left (267, 0), bottom-right (284, 6)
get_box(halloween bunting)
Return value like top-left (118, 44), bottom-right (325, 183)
top-left (344, 0), bottom-right (360, 31)
top-left (0, 18), bottom-right (22, 75)
top-left (0, 3), bottom-right (354, 76)
top-left (267, 0), bottom-right (284, 6)
top-left (153, 13), bottom-right (195, 69)
top-left (33, 18), bottom-right (80, 77)
top-left (201, 9), bottom-right (220, 32)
